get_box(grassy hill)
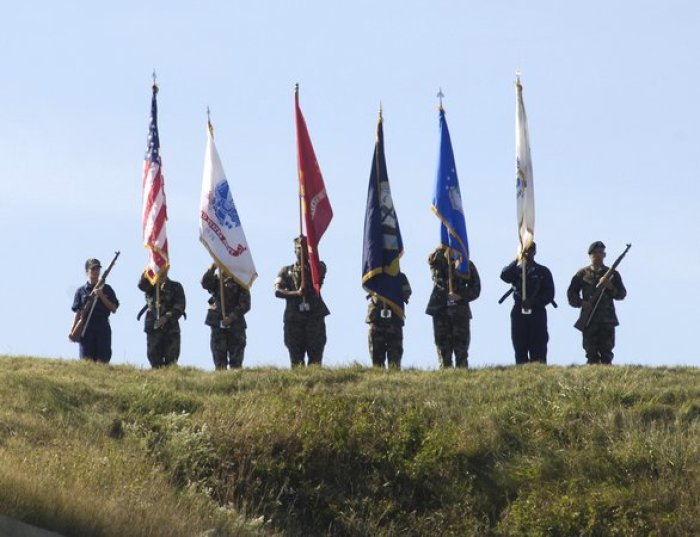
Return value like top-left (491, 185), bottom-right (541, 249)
top-left (0, 356), bottom-right (697, 537)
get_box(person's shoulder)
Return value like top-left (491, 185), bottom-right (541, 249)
top-left (278, 264), bottom-right (293, 275)
top-left (536, 262), bottom-right (553, 275)
top-left (574, 266), bottom-right (591, 278)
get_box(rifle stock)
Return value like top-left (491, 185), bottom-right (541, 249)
top-left (574, 243), bottom-right (630, 331)
top-left (69, 251), bottom-right (120, 342)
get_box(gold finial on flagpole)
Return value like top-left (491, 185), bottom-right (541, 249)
top-left (437, 88), bottom-right (444, 110)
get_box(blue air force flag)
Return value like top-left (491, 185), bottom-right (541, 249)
top-left (432, 106), bottom-right (470, 275)
top-left (199, 120), bottom-right (257, 289)
top-left (361, 111), bottom-right (406, 318)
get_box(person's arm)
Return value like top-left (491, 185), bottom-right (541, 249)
top-left (137, 273), bottom-right (154, 294)
top-left (225, 286), bottom-right (251, 325)
top-left (461, 262), bottom-right (481, 302)
top-left (533, 267), bottom-right (555, 308)
top-left (169, 283), bottom-right (186, 319)
top-left (95, 287), bottom-right (118, 314)
top-left (609, 271), bottom-right (627, 301)
top-left (500, 260), bottom-right (519, 284)
top-left (275, 267), bottom-right (300, 298)
top-left (201, 264), bottom-right (218, 291)
top-left (567, 273), bottom-right (584, 308)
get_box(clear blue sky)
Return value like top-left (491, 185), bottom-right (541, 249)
top-left (1, 1), bottom-right (697, 369)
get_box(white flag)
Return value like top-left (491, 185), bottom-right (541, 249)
top-left (199, 122), bottom-right (257, 289)
top-left (515, 75), bottom-right (535, 254)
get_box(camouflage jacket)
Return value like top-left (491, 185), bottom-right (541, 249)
top-left (138, 275), bottom-right (187, 333)
top-left (275, 261), bottom-right (330, 321)
top-left (201, 267), bottom-right (251, 328)
top-left (365, 272), bottom-right (412, 326)
top-left (567, 265), bottom-right (626, 325)
top-left (425, 250), bottom-right (481, 318)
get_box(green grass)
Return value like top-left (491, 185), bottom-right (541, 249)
top-left (0, 356), bottom-right (697, 536)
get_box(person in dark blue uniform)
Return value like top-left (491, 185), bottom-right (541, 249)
top-left (500, 243), bottom-right (555, 364)
top-left (69, 258), bottom-right (119, 363)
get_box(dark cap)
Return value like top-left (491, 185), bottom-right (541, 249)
top-left (588, 241), bottom-right (606, 254)
top-left (85, 258), bottom-right (102, 270)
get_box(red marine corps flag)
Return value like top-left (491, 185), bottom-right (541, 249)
top-left (141, 75), bottom-right (169, 284)
top-left (294, 84), bottom-right (333, 294)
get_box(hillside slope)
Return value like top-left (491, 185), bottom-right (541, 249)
top-left (0, 357), bottom-right (697, 536)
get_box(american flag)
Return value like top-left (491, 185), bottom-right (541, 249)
top-left (141, 81), bottom-right (169, 284)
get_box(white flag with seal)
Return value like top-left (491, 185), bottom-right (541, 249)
top-left (515, 75), bottom-right (535, 254)
top-left (199, 121), bottom-right (257, 289)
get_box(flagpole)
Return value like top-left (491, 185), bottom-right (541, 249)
top-left (294, 83), bottom-right (307, 298)
top-left (437, 88), bottom-right (455, 298)
top-left (521, 255), bottom-right (529, 314)
top-left (516, 73), bottom-right (530, 315)
top-left (446, 247), bottom-right (455, 298)
top-left (153, 70), bottom-right (160, 324)
top-left (295, 83), bottom-right (304, 239)
top-left (155, 284), bottom-right (161, 326)
top-left (217, 263), bottom-right (227, 323)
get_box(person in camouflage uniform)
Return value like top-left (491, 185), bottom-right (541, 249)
top-left (425, 245), bottom-right (481, 368)
top-left (500, 242), bottom-right (555, 364)
top-left (138, 269), bottom-right (186, 368)
top-left (274, 236), bottom-right (330, 367)
top-left (365, 272), bottom-right (412, 369)
top-left (201, 263), bottom-right (251, 370)
top-left (567, 241), bottom-right (627, 364)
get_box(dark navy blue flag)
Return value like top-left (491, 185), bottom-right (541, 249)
top-left (432, 106), bottom-right (470, 275)
top-left (361, 111), bottom-right (406, 318)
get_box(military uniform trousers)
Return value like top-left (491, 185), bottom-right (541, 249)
top-left (146, 328), bottom-right (181, 368)
top-left (582, 322), bottom-right (615, 364)
top-left (210, 325), bottom-right (246, 370)
top-left (284, 316), bottom-right (326, 366)
top-left (79, 324), bottom-right (112, 364)
top-left (511, 306), bottom-right (548, 364)
top-left (432, 307), bottom-right (470, 368)
top-left (368, 322), bottom-right (403, 369)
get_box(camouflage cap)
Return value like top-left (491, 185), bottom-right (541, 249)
top-left (588, 241), bottom-right (606, 254)
top-left (85, 258), bottom-right (102, 270)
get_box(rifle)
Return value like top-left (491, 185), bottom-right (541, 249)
top-left (498, 288), bottom-right (514, 304)
top-left (69, 251), bottom-right (120, 342)
top-left (498, 278), bottom-right (558, 307)
top-left (574, 243), bottom-right (631, 331)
